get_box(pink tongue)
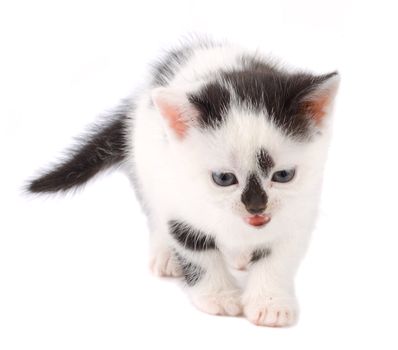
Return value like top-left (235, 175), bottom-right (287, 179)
top-left (246, 215), bottom-right (271, 227)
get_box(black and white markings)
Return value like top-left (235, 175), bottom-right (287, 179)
top-left (250, 247), bottom-right (272, 263)
top-left (188, 83), bottom-right (231, 129)
top-left (174, 251), bottom-right (204, 286)
top-left (168, 220), bottom-right (216, 287)
top-left (169, 220), bottom-right (271, 287)
top-left (168, 220), bottom-right (217, 251)
top-left (256, 148), bottom-right (275, 177)
top-left (28, 103), bottom-right (131, 193)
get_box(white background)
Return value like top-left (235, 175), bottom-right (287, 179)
top-left (1, 1), bottom-right (398, 349)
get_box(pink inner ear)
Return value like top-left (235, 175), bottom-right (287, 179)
top-left (301, 94), bottom-right (331, 125)
top-left (156, 100), bottom-right (188, 139)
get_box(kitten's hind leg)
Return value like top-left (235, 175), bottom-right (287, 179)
top-left (149, 229), bottom-right (182, 277)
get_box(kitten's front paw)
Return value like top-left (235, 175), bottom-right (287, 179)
top-left (149, 250), bottom-right (182, 277)
top-left (191, 290), bottom-right (242, 316)
top-left (243, 296), bottom-right (298, 327)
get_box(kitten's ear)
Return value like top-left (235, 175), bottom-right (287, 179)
top-left (298, 72), bottom-right (340, 126)
top-left (151, 87), bottom-right (199, 139)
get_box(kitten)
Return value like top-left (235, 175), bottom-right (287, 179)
top-left (28, 40), bottom-right (339, 327)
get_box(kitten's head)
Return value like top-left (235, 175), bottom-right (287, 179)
top-left (152, 68), bottom-right (339, 229)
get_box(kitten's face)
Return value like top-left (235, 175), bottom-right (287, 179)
top-left (180, 107), bottom-right (330, 229)
top-left (152, 70), bottom-right (339, 229)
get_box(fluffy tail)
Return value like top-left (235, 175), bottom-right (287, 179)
top-left (27, 104), bottom-right (131, 193)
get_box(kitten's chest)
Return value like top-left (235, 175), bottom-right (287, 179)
top-left (220, 247), bottom-right (253, 271)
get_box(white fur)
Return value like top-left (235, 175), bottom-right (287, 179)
top-left (126, 43), bottom-right (338, 327)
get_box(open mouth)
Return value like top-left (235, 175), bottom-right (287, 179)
top-left (245, 214), bottom-right (271, 227)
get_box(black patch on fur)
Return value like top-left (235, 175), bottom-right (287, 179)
top-left (188, 83), bottom-right (231, 129)
top-left (241, 174), bottom-right (268, 214)
top-left (257, 148), bottom-right (275, 177)
top-left (28, 103), bottom-right (131, 193)
top-left (221, 67), bottom-right (337, 139)
top-left (168, 220), bottom-right (217, 251)
top-left (151, 42), bottom-right (336, 138)
top-left (175, 251), bottom-right (204, 286)
top-left (251, 247), bottom-right (272, 263)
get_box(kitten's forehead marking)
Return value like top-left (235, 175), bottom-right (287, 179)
top-left (256, 148), bottom-right (275, 177)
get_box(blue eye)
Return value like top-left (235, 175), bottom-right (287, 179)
top-left (212, 172), bottom-right (238, 186)
top-left (271, 169), bottom-right (296, 183)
